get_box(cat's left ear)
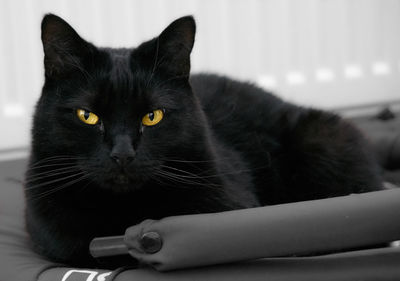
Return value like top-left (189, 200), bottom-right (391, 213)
top-left (156, 16), bottom-right (196, 78)
top-left (41, 14), bottom-right (95, 79)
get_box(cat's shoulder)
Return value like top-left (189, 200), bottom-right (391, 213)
top-left (190, 73), bottom-right (266, 94)
top-left (190, 73), bottom-right (282, 106)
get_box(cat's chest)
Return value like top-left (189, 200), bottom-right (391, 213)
top-left (52, 187), bottom-right (208, 224)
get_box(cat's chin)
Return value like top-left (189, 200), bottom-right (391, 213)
top-left (99, 176), bottom-right (145, 193)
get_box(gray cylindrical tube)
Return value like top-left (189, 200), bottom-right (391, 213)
top-left (123, 189), bottom-right (400, 271)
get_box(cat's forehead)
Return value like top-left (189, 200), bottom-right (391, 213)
top-left (86, 48), bottom-right (144, 104)
top-left (83, 48), bottom-right (177, 113)
top-left (61, 47), bottom-right (182, 116)
top-left (107, 49), bottom-right (137, 95)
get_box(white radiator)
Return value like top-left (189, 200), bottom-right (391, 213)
top-left (1, 0), bottom-right (400, 152)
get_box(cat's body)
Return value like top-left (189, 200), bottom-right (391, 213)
top-left (25, 15), bottom-right (382, 268)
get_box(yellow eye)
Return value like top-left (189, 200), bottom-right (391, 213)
top-left (76, 109), bottom-right (99, 125)
top-left (142, 109), bottom-right (164, 126)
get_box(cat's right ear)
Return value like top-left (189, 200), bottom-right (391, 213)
top-left (41, 14), bottom-right (93, 79)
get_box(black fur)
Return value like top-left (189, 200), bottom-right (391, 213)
top-left (25, 14), bottom-right (382, 268)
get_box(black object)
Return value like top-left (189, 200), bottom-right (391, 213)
top-left (376, 107), bottom-right (396, 121)
top-left (89, 236), bottom-right (128, 258)
top-left (89, 231), bottom-right (163, 258)
top-left (140, 232), bottom-right (163, 254)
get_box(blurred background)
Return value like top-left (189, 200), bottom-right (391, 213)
top-left (1, 0), bottom-right (400, 158)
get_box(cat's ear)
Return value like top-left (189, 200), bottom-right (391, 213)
top-left (156, 16), bottom-right (196, 78)
top-left (41, 14), bottom-right (93, 79)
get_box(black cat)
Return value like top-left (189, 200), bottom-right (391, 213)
top-left (25, 14), bottom-right (382, 268)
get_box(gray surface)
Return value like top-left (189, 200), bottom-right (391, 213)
top-left (0, 158), bottom-right (52, 281)
top-left (0, 159), bottom-right (27, 216)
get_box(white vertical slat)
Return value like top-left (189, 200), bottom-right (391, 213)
top-left (1, 0), bottom-right (20, 106)
top-left (84, 0), bottom-right (106, 46)
top-left (285, 0), bottom-right (316, 87)
top-left (191, 0), bottom-right (219, 73)
top-left (348, 0), bottom-right (376, 75)
top-left (131, 0), bottom-right (168, 45)
top-left (375, 0), bottom-right (400, 76)
top-left (24, 0), bottom-right (43, 107)
top-left (118, 0), bottom-right (140, 46)
top-left (66, 0), bottom-right (99, 43)
top-left (256, 0), bottom-right (292, 93)
top-left (0, 3), bottom-right (8, 109)
top-left (256, 0), bottom-right (283, 89)
top-left (165, 0), bottom-right (197, 20)
top-left (196, 0), bottom-right (232, 75)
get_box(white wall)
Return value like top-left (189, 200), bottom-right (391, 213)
top-left (1, 0), bottom-right (400, 151)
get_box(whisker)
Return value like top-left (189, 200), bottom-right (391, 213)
top-left (27, 162), bottom-right (81, 171)
top-left (30, 155), bottom-right (84, 161)
top-left (29, 156), bottom-right (84, 168)
top-left (30, 172), bottom-right (93, 201)
top-left (153, 169), bottom-right (222, 188)
top-left (154, 157), bottom-right (234, 164)
top-left (27, 162), bottom-right (77, 171)
top-left (25, 171), bottom-right (87, 191)
top-left (25, 166), bottom-right (81, 183)
top-left (160, 164), bottom-right (212, 179)
top-left (153, 171), bottom-right (201, 188)
top-left (78, 175), bottom-right (96, 193)
top-left (161, 163), bottom-right (269, 179)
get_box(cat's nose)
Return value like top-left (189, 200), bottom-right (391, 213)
top-left (110, 151), bottom-right (135, 166)
top-left (110, 135), bottom-right (136, 166)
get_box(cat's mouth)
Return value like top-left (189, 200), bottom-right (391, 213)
top-left (99, 170), bottom-right (145, 192)
top-left (114, 174), bottom-right (129, 185)
top-left (101, 176), bottom-right (137, 192)
top-left (89, 162), bottom-right (155, 192)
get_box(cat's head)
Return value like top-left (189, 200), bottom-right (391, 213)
top-left (31, 14), bottom-right (209, 191)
